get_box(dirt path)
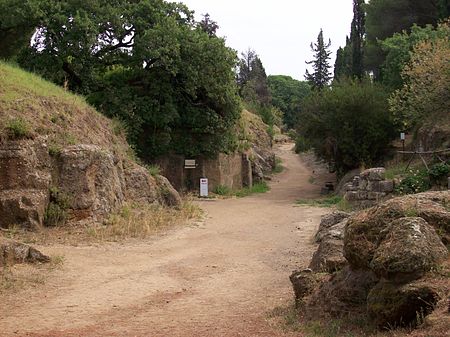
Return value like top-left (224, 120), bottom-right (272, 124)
top-left (0, 143), bottom-right (332, 337)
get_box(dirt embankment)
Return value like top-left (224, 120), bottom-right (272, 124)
top-left (0, 143), bottom-right (332, 337)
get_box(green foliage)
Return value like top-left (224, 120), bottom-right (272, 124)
top-left (234, 182), bottom-right (269, 197)
top-left (429, 162), bottom-right (450, 186)
top-left (388, 22), bottom-right (450, 131)
top-left (238, 49), bottom-right (274, 126)
top-left (44, 187), bottom-right (71, 227)
top-left (213, 182), bottom-right (270, 197)
top-left (380, 23), bottom-right (449, 91)
top-left (305, 29), bottom-right (333, 91)
top-left (5, 117), bottom-right (31, 139)
top-left (273, 157), bottom-right (284, 174)
top-left (4, 0), bottom-right (240, 159)
top-left (146, 164), bottom-right (161, 177)
top-left (298, 79), bottom-right (395, 175)
top-left (364, 0), bottom-right (442, 80)
top-left (395, 169), bottom-right (431, 195)
top-left (213, 185), bottom-right (231, 196)
top-left (297, 195), bottom-right (343, 208)
top-left (268, 75), bottom-right (311, 129)
top-left (294, 135), bottom-right (311, 154)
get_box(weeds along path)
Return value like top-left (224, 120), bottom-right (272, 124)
top-left (0, 143), bottom-right (332, 337)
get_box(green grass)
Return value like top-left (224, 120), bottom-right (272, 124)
top-left (213, 182), bottom-right (270, 198)
top-left (0, 61), bottom-right (86, 105)
top-left (273, 157), bottom-right (284, 174)
top-left (5, 117), bottom-right (31, 139)
top-left (213, 185), bottom-right (232, 195)
top-left (234, 181), bottom-right (270, 197)
top-left (297, 195), bottom-right (352, 211)
top-left (146, 164), bottom-right (161, 177)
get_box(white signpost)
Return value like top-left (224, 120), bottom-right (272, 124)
top-left (200, 178), bottom-right (208, 197)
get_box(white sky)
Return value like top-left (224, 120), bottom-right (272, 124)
top-left (181, 0), bottom-right (354, 81)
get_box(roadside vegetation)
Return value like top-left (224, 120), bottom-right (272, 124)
top-left (213, 181), bottom-right (270, 198)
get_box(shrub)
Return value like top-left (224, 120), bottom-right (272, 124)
top-left (5, 117), bottom-right (31, 139)
top-left (295, 135), bottom-right (311, 153)
top-left (298, 79), bottom-right (395, 175)
top-left (213, 185), bottom-right (231, 196)
top-left (44, 188), bottom-right (71, 226)
top-left (146, 164), bottom-right (161, 177)
top-left (429, 162), bottom-right (450, 182)
top-left (395, 169), bottom-right (430, 195)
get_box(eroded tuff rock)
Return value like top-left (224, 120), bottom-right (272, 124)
top-left (309, 266), bottom-right (379, 315)
top-left (370, 217), bottom-right (447, 282)
top-left (0, 138), bottom-right (181, 229)
top-left (367, 280), bottom-right (440, 328)
top-left (314, 211), bottom-right (349, 243)
top-left (293, 191), bottom-right (449, 329)
top-left (309, 236), bottom-right (347, 273)
top-left (344, 191), bottom-right (450, 269)
top-left (0, 238), bottom-right (50, 267)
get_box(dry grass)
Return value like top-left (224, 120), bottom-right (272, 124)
top-left (1, 197), bottom-right (203, 245)
top-left (88, 197), bottom-right (202, 241)
top-left (0, 255), bottom-right (64, 295)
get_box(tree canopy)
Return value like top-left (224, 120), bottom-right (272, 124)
top-left (267, 75), bottom-right (310, 130)
top-left (1, 0), bottom-right (241, 158)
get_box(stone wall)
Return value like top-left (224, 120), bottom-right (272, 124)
top-left (342, 168), bottom-right (394, 208)
top-left (156, 153), bottom-right (253, 192)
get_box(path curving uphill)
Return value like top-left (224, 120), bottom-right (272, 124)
top-left (0, 143), bottom-right (331, 337)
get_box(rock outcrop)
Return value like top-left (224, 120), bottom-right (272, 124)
top-left (291, 191), bottom-right (450, 330)
top-left (309, 212), bottom-right (350, 273)
top-left (0, 138), bottom-right (181, 230)
top-left (0, 238), bottom-right (50, 267)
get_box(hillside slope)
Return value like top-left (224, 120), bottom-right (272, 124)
top-left (0, 62), bottom-right (180, 230)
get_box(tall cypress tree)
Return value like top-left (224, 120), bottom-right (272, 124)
top-left (305, 29), bottom-right (332, 91)
top-left (351, 0), bottom-right (365, 79)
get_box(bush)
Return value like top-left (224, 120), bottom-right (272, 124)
top-left (44, 188), bottom-right (71, 226)
top-left (294, 135), bottom-right (311, 153)
top-left (298, 79), bottom-right (395, 175)
top-left (213, 185), bottom-right (231, 196)
top-left (5, 117), bottom-right (31, 139)
top-left (395, 169), bottom-right (430, 195)
top-left (146, 164), bottom-right (161, 177)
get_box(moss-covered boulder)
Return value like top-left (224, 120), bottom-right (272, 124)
top-left (344, 191), bottom-right (450, 269)
top-left (370, 217), bottom-right (448, 282)
top-left (367, 280), bottom-right (440, 328)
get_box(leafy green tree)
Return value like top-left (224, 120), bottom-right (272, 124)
top-left (267, 75), bottom-right (310, 129)
top-left (11, 0), bottom-right (241, 158)
top-left (389, 22), bottom-right (450, 132)
top-left (237, 50), bottom-right (274, 125)
top-left (298, 79), bottom-right (395, 175)
top-left (305, 29), bottom-right (332, 91)
top-left (365, 0), bottom-right (442, 80)
top-left (380, 23), bottom-right (449, 90)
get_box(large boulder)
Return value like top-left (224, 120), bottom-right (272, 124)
top-left (367, 280), bottom-right (440, 328)
top-left (0, 239), bottom-right (50, 267)
top-left (289, 269), bottom-right (322, 306)
top-left (124, 165), bottom-right (160, 204)
top-left (314, 211), bottom-right (350, 243)
top-left (370, 217), bottom-right (448, 282)
top-left (155, 176), bottom-right (182, 208)
top-left (344, 191), bottom-right (450, 269)
top-left (309, 236), bottom-right (347, 273)
top-left (310, 266), bottom-right (379, 315)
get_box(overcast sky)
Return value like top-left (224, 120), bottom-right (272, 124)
top-left (181, 0), bottom-right (354, 81)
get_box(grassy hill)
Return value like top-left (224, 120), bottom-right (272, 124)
top-left (0, 62), bottom-right (131, 159)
